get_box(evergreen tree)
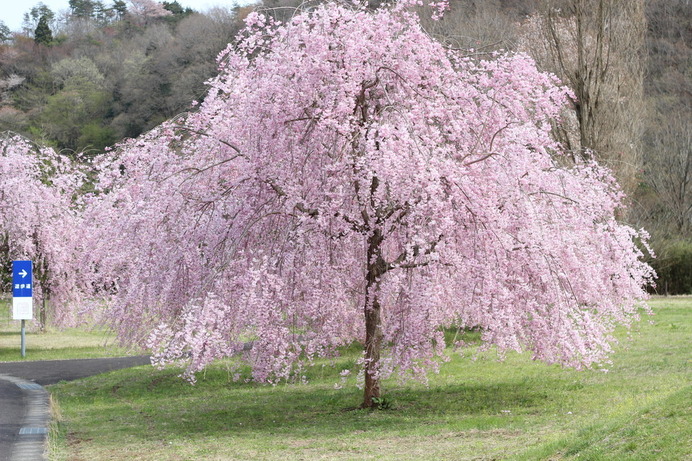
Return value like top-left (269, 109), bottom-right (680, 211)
top-left (0, 21), bottom-right (11, 42)
top-left (69, 0), bottom-right (96, 18)
top-left (34, 15), bottom-right (53, 46)
top-left (163, 1), bottom-right (184, 15)
top-left (113, 0), bottom-right (127, 20)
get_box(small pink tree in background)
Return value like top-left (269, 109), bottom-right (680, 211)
top-left (0, 133), bottom-right (84, 329)
top-left (126, 0), bottom-right (172, 26)
top-left (85, 3), bottom-right (654, 408)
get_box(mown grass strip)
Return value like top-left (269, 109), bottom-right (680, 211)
top-left (0, 299), bottom-right (128, 361)
top-left (518, 386), bottom-right (691, 460)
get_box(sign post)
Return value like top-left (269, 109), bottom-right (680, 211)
top-left (12, 260), bottom-right (33, 358)
top-left (21, 320), bottom-right (25, 357)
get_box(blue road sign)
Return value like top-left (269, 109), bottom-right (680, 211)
top-left (12, 260), bottom-right (33, 298)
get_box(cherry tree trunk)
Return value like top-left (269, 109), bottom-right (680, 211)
top-left (362, 289), bottom-right (383, 408)
top-left (362, 229), bottom-right (385, 409)
top-left (39, 297), bottom-right (47, 332)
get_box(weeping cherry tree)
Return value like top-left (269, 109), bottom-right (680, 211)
top-left (84, 2), bottom-right (654, 408)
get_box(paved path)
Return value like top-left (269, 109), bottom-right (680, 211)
top-left (0, 377), bottom-right (26, 461)
top-left (0, 356), bottom-right (150, 461)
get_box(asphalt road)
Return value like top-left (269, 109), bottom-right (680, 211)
top-left (0, 356), bottom-right (150, 461)
top-left (0, 356), bottom-right (151, 386)
top-left (0, 379), bottom-right (24, 461)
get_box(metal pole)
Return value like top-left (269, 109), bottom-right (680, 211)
top-left (21, 319), bottom-right (26, 358)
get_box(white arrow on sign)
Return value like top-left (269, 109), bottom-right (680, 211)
top-left (19, 269), bottom-right (28, 278)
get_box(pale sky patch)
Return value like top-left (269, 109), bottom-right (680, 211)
top-left (0, 0), bottom-right (255, 32)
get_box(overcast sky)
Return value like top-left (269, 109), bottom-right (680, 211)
top-left (0, 0), bottom-right (253, 32)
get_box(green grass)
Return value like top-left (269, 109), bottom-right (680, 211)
top-left (36, 297), bottom-right (692, 460)
top-left (0, 298), bottom-right (130, 361)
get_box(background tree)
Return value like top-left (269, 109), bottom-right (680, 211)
top-left (126, 0), bottom-right (173, 26)
top-left (162, 0), bottom-right (194, 20)
top-left (0, 133), bottom-right (84, 328)
top-left (113, 0), bottom-right (128, 20)
top-left (85, 3), bottom-right (653, 409)
top-left (643, 117), bottom-right (691, 237)
top-left (520, 0), bottom-right (647, 197)
top-left (22, 4), bottom-right (56, 36)
top-left (34, 14), bottom-right (54, 46)
top-left (0, 21), bottom-right (12, 43)
top-left (638, 114), bottom-right (692, 295)
top-left (69, 0), bottom-right (97, 18)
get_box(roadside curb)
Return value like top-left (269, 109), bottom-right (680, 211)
top-left (0, 374), bottom-right (49, 461)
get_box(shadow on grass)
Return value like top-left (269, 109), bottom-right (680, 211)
top-left (53, 363), bottom-right (551, 443)
top-left (0, 331), bottom-right (20, 336)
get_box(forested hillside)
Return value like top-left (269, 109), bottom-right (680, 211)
top-left (0, 0), bottom-right (690, 292)
top-left (0, 0), bottom-right (250, 153)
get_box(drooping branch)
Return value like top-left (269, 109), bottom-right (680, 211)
top-left (389, 233), bottom-right (445, 271)
top-left (266, 178), bottom-right (320, 218)
top-left (528, 189), bottom-right (579, 204)
top-left (171, 124), bottom-right (244, 156)
top-left (463, 152), bottom-right (497, 168)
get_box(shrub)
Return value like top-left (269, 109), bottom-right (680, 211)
top-left (650, 239), bottom-right (692, 295)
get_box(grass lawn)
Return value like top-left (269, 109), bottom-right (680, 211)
top-left (13, 297), bottom-right (691, 460)
top-left (0, 297), bottom-right (129, 361)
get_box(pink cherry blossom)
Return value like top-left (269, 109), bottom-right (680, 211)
top-left (0, 134), bottom-right (85, 327)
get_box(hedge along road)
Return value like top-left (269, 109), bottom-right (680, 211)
top-left (0, 356), bottom-right (150, 461)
